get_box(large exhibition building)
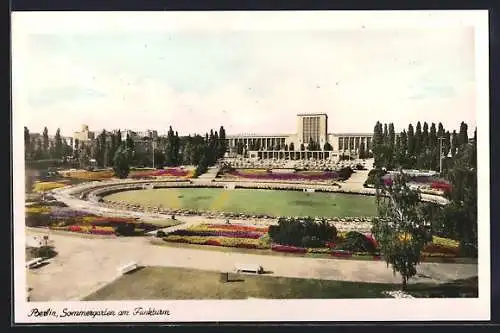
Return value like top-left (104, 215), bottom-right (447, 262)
top-left (226, 113), bottom-right (372, 161)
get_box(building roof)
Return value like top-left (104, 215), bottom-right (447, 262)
top-left (329, 133), bottom-right (373, 136)
top-left (296, 113), bottom-right (328, 117)
top-left (226, 133), bottom-right (292, 138)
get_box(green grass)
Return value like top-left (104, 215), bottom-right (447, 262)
top-left (141, 219), bottom-right (183, 228)
top-left (105, 188), bottom-right (377, 217)
top-left (83, 266), bottom-right (395, 300)
top-left (83, 266), bottom-right (478, 300)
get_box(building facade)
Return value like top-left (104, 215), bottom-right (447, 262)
top-left (226, 113), bottom-right (372, 160)
top-left (72, 124), bottom-right (95, 148)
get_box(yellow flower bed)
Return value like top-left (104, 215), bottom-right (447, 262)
top-left (26, 206), bottom-right (51, 214)
top-left (164, 235), bottom-right (268, 249)
top-left (432, 236), bottom-right (459, 248)
top-left (32, 181), bottom-right (67, 193)
top-left (60, 170), bottom-right (115, 180)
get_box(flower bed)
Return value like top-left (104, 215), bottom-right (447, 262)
top-left (26, 202), bottom-right (161, 235)
top-left (129, 168), bottom-right (194, 179)
top-left (51, 225), bottom-right (116, 235)
top-left (203, 224), bottom-right (269, 233)
top-left (163, 235), bottom-right (267, 249)
top-left (168, 229), bottom-right (263, 239)
top-left (59, 170), bottom-right (115, 180)
top-left (225, 169), bottom-right (339, 181)
top-left (32, 181), bottom-right (68, 193)
top-left (271, 244), bottom-right (307, 253)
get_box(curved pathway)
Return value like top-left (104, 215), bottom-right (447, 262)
top-left (25, 228), bottom-right (477, 302)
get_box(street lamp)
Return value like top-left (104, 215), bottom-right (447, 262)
top-left (152, 139), bottom-right (155, 169)
top-left (437, 137), bottom-right (445, 175)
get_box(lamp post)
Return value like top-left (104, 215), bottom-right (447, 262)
top-left (152, 140), bottom-right (155, 169)
top-left (438, 137), bottom-right (444, 175)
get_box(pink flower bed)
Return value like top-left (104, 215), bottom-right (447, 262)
top-left (228, 170), bottom-right (338, 181)
top-left (271, 244), bottom-right (307, 253)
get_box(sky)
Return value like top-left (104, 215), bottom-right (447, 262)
top-left (13, 14), bottom-right (478, 137)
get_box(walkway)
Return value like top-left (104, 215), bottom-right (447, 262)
top-left (25, 229), bottom-right (478, 302)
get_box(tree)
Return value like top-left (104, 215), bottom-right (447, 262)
top-left (24, 127), bottom-right (31, 160)
top-left (42, 127), bottom-right (49, 157)
top-left (373, 121), bottom-right (384, 168)
top-left (323, 142), bottom-right (333, 151)
top-left (125, 133), bottom-right (135, 161)
top-left (407, 124), bottom-right (415, 160)
top-left (218, 126), bottom-right (227, 158)
top-left (300, 143), bottom-right (305, 151)
top-left (443, 142), bottom-right (477, 253)
top-left (372, 172), bottom-right (431, 291)
top-left (359, 142), bottom-right (366, 159)
top-left (415, 121), bottom-right (422, 156)
top-left (450, 130), bottom-right (458, 158)
top-left (388, 123), bottom-right (396, 169)
top-left (458, 121), bottom-right (469, 148)
top-left (113, 146), bottom-right (131, 178)
top-left (307, 137), bottom-right (316, 151)
top-left (289, 142), bottom-right (295, 151)
top-left (422, 122), bottom-right (429, 150)
top-left (54, 128), bottom-right (63, 159)
top-left (78, 143), bottom-right (90, 169)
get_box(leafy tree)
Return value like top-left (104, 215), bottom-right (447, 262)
top-left (443, 143), bottom-right (477, 253)
top-left (42, 127), bottom-right (49, 157)
top-left (24, 126), bottom-right (31, 160)
top-left (422, 122), bottom-right (429, 150)
top-left (415, 121), bottom-right (422, 156)
top-left (450, 130), bottom-right (458, 158)
top-left (372, 172), bottom-right (431, 291)
top-left (218, 126), bottom-right (227, 158)
top-left (78, 143), bottom-right (91, 170)
top-left (113, 146), bottom-right (131, 178)
top-left (300, 143), bottom-right (305, 151)
top-left (323, 142), bottom-right (333, 151)
top-left (358, 142), bottom-right (366, 159)
top-left (372, 121), bottom-right (384, 168)
top-left (289, 142), bottom-right (295, 151)
top-left (429, 123), bottom-right (437, 148)
top-left (458, 121), bottom-right (469, 148)
top-left (54, 128), bottom-right (63, 159)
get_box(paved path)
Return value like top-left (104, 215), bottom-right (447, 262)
top-left (25, 229), bottom-right (477, 302)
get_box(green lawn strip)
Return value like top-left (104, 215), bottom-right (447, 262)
top-left (405, 277), bottom-right (478, 298)
top-left (83, 266), bottom-right (397, 300)
top-left (140, 219), bottom-right (183, 228)
top-left (105, 188), bottom-right (377, 218)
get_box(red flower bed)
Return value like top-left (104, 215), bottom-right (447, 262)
top-left (431, 181), bottom-right (452, 192)
top-left (90, 217), bottom-right (136, 225)
top-left (364, 234), bottom-right (379, 249)
top-left (68, 225), bottom-right (82, 232)
top-left (89, 229), bottom-right (115, 235)
top-left (325, 241), bottom-right (337, 249)
top-left (423, 243), bottom-right (460, 256)
top-left (271, 244), bottom-right (307, 253)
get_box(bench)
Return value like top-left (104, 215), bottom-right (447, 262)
top-left (117, 262), bottom-right (139, 275)
top-left (234, 264), bottom-right (264, 274)
top-left (26, 257), bottom-right (46, 269)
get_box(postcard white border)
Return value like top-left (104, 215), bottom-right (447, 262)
top-left (12, 10), bottom-right (490, 323)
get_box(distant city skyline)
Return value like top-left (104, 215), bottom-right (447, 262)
top-left (14, 13), bottom-right (478, 137)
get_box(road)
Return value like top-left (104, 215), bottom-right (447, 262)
top-left (25, 228), bottom-right (477, 302)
